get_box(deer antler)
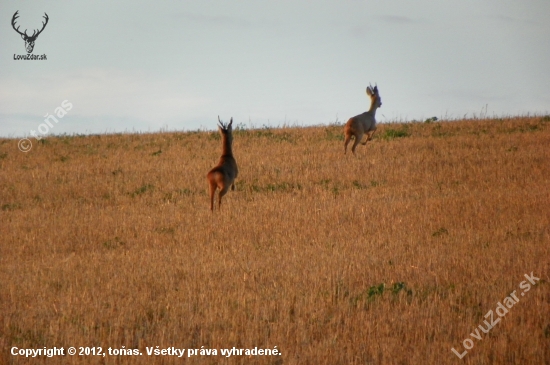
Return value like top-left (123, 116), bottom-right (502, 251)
top-left (11, 11), bottom-right (49, 40)
top-left (11, 11), bottom-right (26, 37)
top-left (30, 13), bottom-right (49, 39)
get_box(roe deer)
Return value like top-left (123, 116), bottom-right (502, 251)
top-left (344, 84), bottom-right (382, 155)
top-left (207, 116), bottom-right (239, 211)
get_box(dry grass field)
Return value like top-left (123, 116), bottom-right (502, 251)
top-left (1, 116), bottom-right (549, 364)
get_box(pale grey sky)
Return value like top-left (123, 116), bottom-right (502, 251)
top-left (1, 1), bottom-right (549, 137)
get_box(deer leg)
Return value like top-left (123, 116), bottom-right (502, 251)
top-left (218, 185), bottom-right (229, 210)
top-left (351, 133), bottom-right (363, 155)
top-left (344, 133), bottom-right (352, 154)
top-left (367, 130), bottom-right (376, 141)
top-left (209, 183), bottom-right (216, 211)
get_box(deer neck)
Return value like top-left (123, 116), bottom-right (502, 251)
top-left (368, 100), bottom-right (379, 115)
top-left (221, 135), bottom-right (233, 157)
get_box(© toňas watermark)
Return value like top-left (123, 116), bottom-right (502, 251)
top-left (451, 272), bottom-right (540, 359)
top-left (18, 100), bottom-right (72, 152)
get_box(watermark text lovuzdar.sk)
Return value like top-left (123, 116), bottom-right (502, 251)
top-left (14, 53), bottom-right (47, 60)
top-left (451, 272), bottom-right (540, 359)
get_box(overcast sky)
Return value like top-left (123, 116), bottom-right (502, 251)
top-left (1, 1), bottom-right (549, 137)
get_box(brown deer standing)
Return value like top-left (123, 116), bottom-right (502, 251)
top-left (344, 84), bottom-right (382, 155)
top-left (207, 117), bottom-right (239, 211)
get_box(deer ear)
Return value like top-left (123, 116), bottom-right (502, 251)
top-left (366, 87), bottom-right (372, 96)
top-left (228, 118), bottom-right (233, 129)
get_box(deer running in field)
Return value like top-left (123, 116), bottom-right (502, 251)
top-left (207, 117), bottom-right (239, 211)
top-left (344, 84), bottom-right (382, 155)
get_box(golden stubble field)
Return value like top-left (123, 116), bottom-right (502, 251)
top-left (1, 116), bottom-right (549, 364)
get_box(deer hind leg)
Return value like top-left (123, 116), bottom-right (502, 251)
top-left (218, 184), bottom-right (229, 210)
top-left (344, 133), bottom-right (352, 154)
top-left (351, 132), bottom-right (364, 155)
top-left (209, 181), bottom-right (217, 211)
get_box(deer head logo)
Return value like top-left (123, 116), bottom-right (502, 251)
top-left (12, 11), bottom-right (49, 54)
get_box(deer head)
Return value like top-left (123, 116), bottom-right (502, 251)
top-left (367, 83), bottom-right (382, 108)
top-left (12, 11), bottom-right (49, 54)
top-left (218, 116), bottom-right (234, 145)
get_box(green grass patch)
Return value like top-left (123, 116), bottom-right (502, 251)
top-left (381, 127), bottom-right (410, 140)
